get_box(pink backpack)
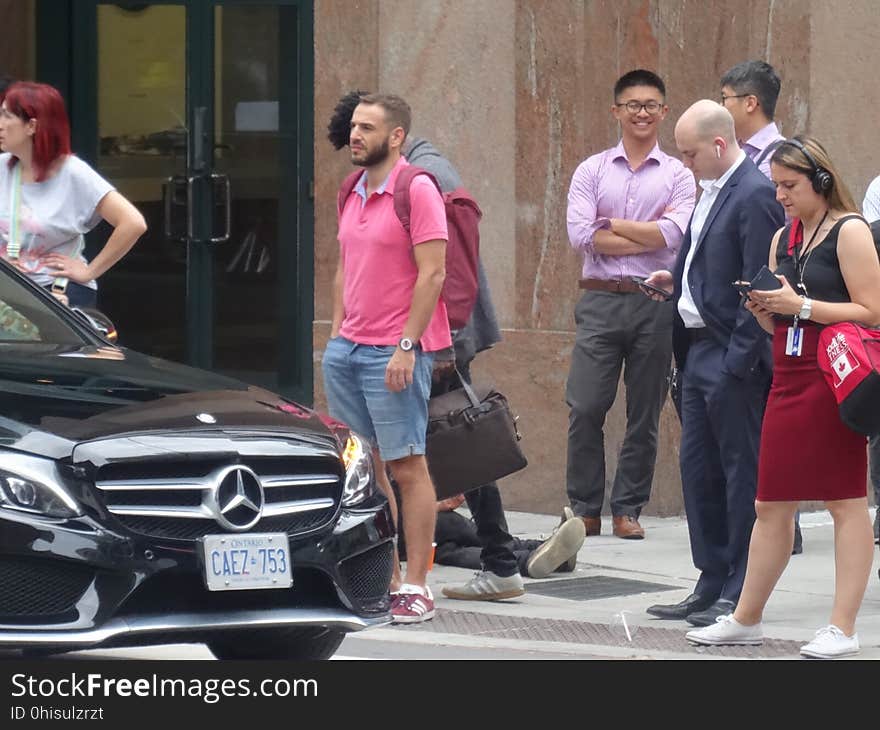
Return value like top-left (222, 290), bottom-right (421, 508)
top-left (337, 166), bottom-right (482, 330)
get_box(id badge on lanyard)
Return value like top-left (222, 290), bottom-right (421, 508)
top-left (785, 318), bottom-right (803, 357)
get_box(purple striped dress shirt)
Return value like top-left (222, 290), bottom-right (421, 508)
top-left (567, 140), bottom-right (696, 280)
top-left (741, 122), bottom-right (785, 180)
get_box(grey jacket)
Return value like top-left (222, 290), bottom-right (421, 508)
top-left (403, 137), bottom-right (501, 364)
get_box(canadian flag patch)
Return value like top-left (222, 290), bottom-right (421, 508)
top-left (831, 349), bottom-right (860, 387)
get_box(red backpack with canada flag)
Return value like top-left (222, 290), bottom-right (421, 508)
top-left (337, 166), bottom-right (482, 330)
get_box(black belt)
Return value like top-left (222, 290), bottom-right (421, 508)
top-left (688, 328), bottom-right (713, 343)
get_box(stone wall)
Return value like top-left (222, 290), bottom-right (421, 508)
top-left (314, 0), bottom-right (880, 516)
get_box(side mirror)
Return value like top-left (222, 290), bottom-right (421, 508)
top-left (72, 307), bottom-right (118, 343)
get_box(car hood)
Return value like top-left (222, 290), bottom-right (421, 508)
top-left (0, 344), bottom-right (341, 460)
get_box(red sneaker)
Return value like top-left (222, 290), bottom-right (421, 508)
top-left (390, 584), bottom-right (435, 624)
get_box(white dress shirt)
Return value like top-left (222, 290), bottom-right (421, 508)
top-left (678, 151), bottom-right (746, 328)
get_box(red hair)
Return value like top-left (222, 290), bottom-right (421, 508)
top-left (3, 82), bottom-right (72, 182)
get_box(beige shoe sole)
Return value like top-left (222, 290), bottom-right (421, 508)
top-left (441, 586), bottom-right (525, 601)
top-left (526, 517), bottom-right (586, 579)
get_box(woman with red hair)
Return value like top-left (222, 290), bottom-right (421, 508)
top-left (0, 81), bottom-right (145, 307)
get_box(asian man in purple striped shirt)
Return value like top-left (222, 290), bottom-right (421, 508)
top-left (565, 70), bottom-right (695, 540)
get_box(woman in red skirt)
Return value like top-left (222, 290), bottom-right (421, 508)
top-left (687, 136), bottom-right (880, 658)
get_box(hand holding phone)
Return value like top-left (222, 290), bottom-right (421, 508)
top-left (731, 280), bottom-right (752, 297)
top-left (630, 275), bottom-right (672, 301)
top-left (749, 265), bottom-right (783, 291)
top-left (731, 265), bottom-right (782, 299)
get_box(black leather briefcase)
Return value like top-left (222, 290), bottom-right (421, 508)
top-left (425, 373), bottom-right (527, 500)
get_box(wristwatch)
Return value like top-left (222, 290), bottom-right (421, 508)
top-left (798, 297), bottom-right (813, 320)
top-left (398, 337), bottom-right (414, 352)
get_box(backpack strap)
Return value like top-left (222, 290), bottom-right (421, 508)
top-left (337, 169), bottom-right (364, 217)
top-left (392, 165), bottom-right (442, 234)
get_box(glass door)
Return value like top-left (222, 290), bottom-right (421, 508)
top-left (73, 0), bottom-right (314, 402)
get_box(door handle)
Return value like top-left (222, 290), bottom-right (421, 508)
top-left (209, 173), bottom-right (232, 243)
top-left (162, 175), bottom-right (188, 242)
top-left (181, 173), bottom-right (231, 243)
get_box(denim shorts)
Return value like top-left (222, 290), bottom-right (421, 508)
top-left (322, 336), bottom-right (434, 461)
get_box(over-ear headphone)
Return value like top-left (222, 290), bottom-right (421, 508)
top-left (782, 138), bottom-right (833, 195)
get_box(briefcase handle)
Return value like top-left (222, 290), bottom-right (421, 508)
top-left (453, 366), bottom-right (483, 409)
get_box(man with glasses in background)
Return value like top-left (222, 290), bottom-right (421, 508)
top-left (720, 60), bottom-right (785, 179)
top-left (564, 69), bottom-right (695, 540)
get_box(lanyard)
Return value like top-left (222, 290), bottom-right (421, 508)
top-left (7, 163), bottom-right (22, 260)
top-left (791, 210), bottom-right (829, 295)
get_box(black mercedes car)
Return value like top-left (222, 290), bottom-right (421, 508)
top-left (0, 261), bottom-right (394, 660)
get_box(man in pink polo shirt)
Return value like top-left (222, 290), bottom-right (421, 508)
top-left (322, 93), bottom-right (449, 624)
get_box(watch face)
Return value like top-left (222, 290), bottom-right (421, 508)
top-left (399, 337), bottom-right (414, 351)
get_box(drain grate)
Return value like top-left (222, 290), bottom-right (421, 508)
top-left (524, 575), bottom-right (681, 601)
top-left (395, 610), bottom-right (804, 657)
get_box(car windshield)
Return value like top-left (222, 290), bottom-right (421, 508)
top-left (0, 264), bottom-right (90, 347)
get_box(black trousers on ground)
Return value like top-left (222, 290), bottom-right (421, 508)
top-left (432, 510), bottom-right (541, 577)
top-left (565, 291), bottom-right (673, 518)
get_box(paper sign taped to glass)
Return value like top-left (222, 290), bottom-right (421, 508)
top-left (426, 374), bottom-right (527, 500)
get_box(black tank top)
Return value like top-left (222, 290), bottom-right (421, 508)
top-left (774, 214), bottom-right (868, 305)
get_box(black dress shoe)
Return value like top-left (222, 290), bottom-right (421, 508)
top-left (685, 598), bottom-right (736, 627)
top-left (646, 593), bottom-right (715, 620)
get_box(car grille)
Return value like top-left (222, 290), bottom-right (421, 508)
top-left (115, 567), bottom-right (342, 616)
top-left (94, 454), bottom-right (343, 542)
top-left (0, 557), bottom-right (94, 619)
top-left (338, 542), bottom-right (394, 606)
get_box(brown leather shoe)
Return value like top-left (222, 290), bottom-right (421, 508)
top-left (612, 515), bottom-right (645, 540)
top-left (582, 516), bottom-right (601, 536)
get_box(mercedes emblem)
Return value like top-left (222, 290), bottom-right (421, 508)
top-left (207, 465), bottom-right (264, 531)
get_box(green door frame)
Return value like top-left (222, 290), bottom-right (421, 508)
top-left (35, 0), bottom-right (315, 405)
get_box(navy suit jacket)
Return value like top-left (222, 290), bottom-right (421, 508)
top-left (672, 157), bottom-right (784, 379)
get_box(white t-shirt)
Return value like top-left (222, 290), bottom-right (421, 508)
top-left (0, 153), bottom-right (114, 289)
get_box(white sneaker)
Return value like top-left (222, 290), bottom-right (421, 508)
top-left (686, 614), bottom-right (763, 646)
top-left (441, 570), bottom-right (525, 601)
top-left (800, 625), bottom-right (860, 659)
top-left (526, 513), bottom-right (586, 578)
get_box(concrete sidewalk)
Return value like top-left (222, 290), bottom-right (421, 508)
top-left (365, 507), bottom-right (880, 660)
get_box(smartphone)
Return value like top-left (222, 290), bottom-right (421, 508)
top-left (629, 276), bottom-right (672, 301)
top-left (731, 280), bottom-right (753, 297)
top-left (749, 264), bottom-right (783, 291)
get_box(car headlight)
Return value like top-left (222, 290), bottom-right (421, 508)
top-left (341, 433), bottom-right (375, 507)
top-left (0, 452), bottom-right (82, 518)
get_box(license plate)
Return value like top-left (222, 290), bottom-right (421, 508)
top-left (202, 532), bottom-right (292, 591)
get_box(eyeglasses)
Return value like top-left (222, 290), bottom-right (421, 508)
top-left (615, 100), bottom-right (663, 115)
top-left (720, 93), bottom-right (751, 104)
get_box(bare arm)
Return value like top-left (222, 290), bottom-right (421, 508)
top-left (609, 219), bottom-right (666, 249)
top-left (592, 229), bottom-right (653, 255)
top-left (385, 239), bottom-right (446, 392)
top-left (43, 191), bottom-right (147, 283)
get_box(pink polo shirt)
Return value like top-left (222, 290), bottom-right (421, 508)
top-left (337, 157), bottom-right (451, 352)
